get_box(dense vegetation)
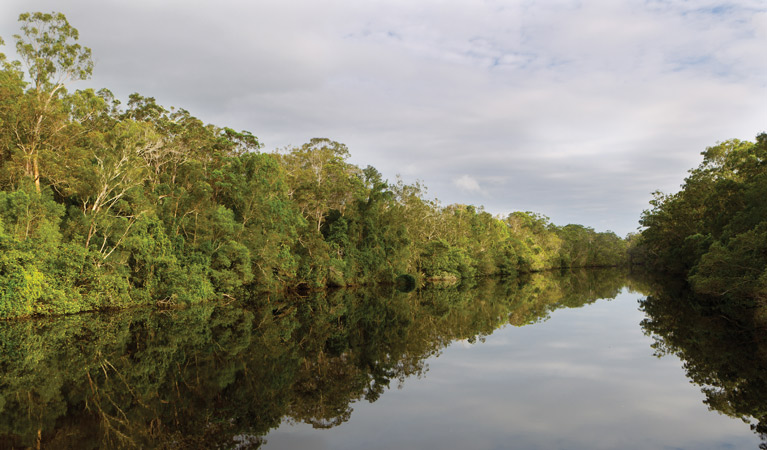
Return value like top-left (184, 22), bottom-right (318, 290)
top-left (0, 13), bottom-right (628, 319)
top-left (0, 269), bottom-right (633, 448)
top-left (638, 133), bottom-right (767, 311)
top-left (637, 132), bottom-right (767, 446)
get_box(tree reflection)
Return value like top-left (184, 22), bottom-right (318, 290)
top-left (640, 280), bottom-right (767, 448)
top-left (0, 269), bottom-right (629, 449)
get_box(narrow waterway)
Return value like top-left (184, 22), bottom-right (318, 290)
top-left (0, 269), bottom-right (763, 449)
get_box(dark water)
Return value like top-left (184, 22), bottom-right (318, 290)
top-left (0, 269), bottom-right (764, 449)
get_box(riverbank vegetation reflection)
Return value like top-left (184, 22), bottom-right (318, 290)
top-left (1, 269), bottom-right (635, 449)
top-left (640, 277), bottom-right (767, 448)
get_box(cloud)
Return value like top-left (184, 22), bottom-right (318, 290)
top-left (1, 0), bottom-right (764, 236)
top-left (454, 175), bottom-right (483, 194)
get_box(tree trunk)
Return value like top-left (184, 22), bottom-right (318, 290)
top-left (33, 154), bottom-right (40, 193)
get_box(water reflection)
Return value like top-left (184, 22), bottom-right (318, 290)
top-left (640, 278), bottom-right (767, 448)
top-left (0, 269), bottom-right (761, 449)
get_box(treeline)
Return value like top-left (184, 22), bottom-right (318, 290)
top-left (638, 133), bottom-right (767, 307)
top-left (0, 12), bottom-right (628, 319)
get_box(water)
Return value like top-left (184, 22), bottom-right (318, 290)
top-left (264, 289), bottom-right (759, 450)
top-left (0, 269), bottom-right (763, 449)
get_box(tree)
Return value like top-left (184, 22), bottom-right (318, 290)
top-left (506, 212), bottom-right (563, 271)
top-left (9, 12), bottom-right (93, 192)
top-left (77, 119), bottom-right (158, 256)
top-left (280, 138), bottom-right (363, 234)
top-left (640, 133), bottom-right (767, 303)
top-left (0, 45), bottom-right (27, 187)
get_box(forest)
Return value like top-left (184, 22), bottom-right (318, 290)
top-left (0, 13), bottom-right (630, 320)
top-left (637, 132), bottom-right (767, 313)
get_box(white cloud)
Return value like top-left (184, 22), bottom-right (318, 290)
top-left (1, 0), bottom-right (764, 236)
top-left (454, 174), bottom-right (483, 194)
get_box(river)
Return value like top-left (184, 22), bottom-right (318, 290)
top-left (0, 269), bottom-right (763, 449)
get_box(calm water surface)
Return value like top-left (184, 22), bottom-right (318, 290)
top-left (264, 289), bottom-right (759, 450)
top-left (0, 270), bottom-right (763, 449)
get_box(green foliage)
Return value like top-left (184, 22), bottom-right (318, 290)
top-left (640, 133), bottom-right (767, 306)
top-left (0, 11), bottom-right (628, 318)
top-left (506, 212), bottom-right (563, 271)
top-left (14, 12), bottom-right (93, 89)
top-left (216, 153), bottom-right (304, 289)
top-left (0, 184), bottom-right (63, 242)
top-left (0, 244), bottom-right (43, 318)
top-left (420, 239), bottom-right (475, 281)
top-left (689, 223), bottom-right (767, 303)
top-left (4, 12), bottom-right (94, 193)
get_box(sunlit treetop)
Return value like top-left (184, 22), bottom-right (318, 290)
top-left (13, 11), bottom-right (93, 93)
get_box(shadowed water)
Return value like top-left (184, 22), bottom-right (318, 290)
top-left (0, 269), bottom-right (763, 449)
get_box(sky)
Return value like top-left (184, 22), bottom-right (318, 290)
top-left (1, 0), bottom-right (765, 237)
